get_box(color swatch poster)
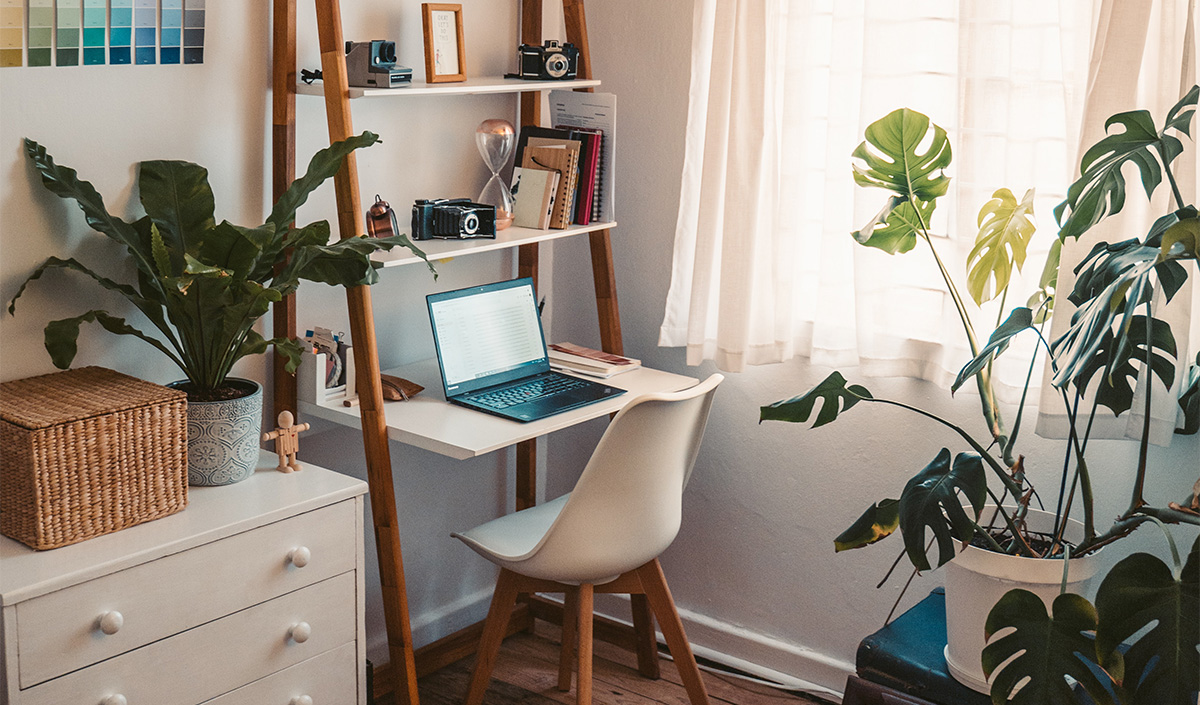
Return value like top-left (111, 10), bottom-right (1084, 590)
top-left (2, 0), bottom-right (204, 67)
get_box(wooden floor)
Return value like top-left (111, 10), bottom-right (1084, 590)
top-left (413, 623), bottom-right (834, 705)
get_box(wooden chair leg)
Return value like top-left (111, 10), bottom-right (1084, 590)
top-left (630, 594), bottom-right (661, 679)
top-left (636, 560), bottom-right (710, 705)
top-left (576, 583), bottom-right (594, 705)
top-left (558, 587), bottom-right (578, 691)
top-left (464, 568), bottom-right (522, 705)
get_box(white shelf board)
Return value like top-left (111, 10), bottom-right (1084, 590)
top-left (296, 76), bottom-right (601, 99)
top-left (375, 221), bottom-right (616, 268)
top-left (299, 359), bottom-right (697, 460)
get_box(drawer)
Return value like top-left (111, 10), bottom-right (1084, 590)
top-left (16, 500), bottom-right (356, 688)
top-left (19, 572), bottom-right (356, 705)
top-left (201, 641), bottom-right (361, 705)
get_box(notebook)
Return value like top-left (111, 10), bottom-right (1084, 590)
top-left (426, 278), bottom-right (625, 422)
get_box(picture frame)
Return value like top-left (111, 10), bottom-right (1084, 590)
top-left (421, 3), bottom-right (466, 84)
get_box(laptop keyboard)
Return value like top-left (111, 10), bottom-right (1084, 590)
top-left (470, 375), bottom-right (591, 410)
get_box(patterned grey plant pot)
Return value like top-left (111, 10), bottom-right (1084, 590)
top-left (170, 378), bottom-right (263, 486)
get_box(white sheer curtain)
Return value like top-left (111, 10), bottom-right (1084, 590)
top-left (660, 0), bottom-right (1098, 396)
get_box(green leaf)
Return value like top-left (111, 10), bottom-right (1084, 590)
top-left (43, 309), bottom-right (184, 372)
top-left (898, 449), bottom-right (986, 571)
top-left (983, 590), bottom-right (1117, 705)
top-left (1160, 215), bottom-right (1200, 261)
top-left (850, 108), bottom-right (951, 254)
top-left (834, 499), bottom-right (899, 552)
top-left (267, 131), bottom-right (381, 231)
top-left (8, 256), bottom-right (143, 316)
top-left (137, 158), bottom-right (215, 262)
top-left (851, 196), bottom-right (934, 255)
top-left (1095, 540), bottom-right (1199, 705)
top-left (1027, 237), bottom-right (1062, 323)
top-left (952, 307), bottom-right (1034, 393)
top-left (1070, 316), bottom-right (1177, 417)
top-left (23, 138), bottom-right (156, 277)
top-left (851, 108), bottom-right (952, 201)
top-left (150, 223), bottom-right (172, 277)
top-left (759, 371), bottom-right (873, 428)
top-left (968, 188), bottom-right (1037, 305)
top-left (195, 220), bottom-right (277, 280)
top-left (1057, 85), bottom-right (1198, 241)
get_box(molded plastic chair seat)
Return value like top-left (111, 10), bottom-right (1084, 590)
top-left (453, 374), bottom-right (723, 705)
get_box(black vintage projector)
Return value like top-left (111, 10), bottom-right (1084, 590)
top-left (346, 40), bottom-right (412, 89)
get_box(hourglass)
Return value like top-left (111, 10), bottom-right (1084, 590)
top-left (476, 119), bottom-right (516, 230)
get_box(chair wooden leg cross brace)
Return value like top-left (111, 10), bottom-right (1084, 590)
top-left (453, 375), bottom-right (724, 705)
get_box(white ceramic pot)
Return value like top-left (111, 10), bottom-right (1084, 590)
top-left (170, 378), bottom-right (263, 486)
top-left (942, 506), bottom-right (1101, 693)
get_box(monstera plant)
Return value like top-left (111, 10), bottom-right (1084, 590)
top-left (9, 133), bottom-right (429, 399)
top-left (761, 88), bottom-right (1200, 704)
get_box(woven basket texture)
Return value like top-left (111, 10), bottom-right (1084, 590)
top-left (0, 366), bottom-right (188, 550)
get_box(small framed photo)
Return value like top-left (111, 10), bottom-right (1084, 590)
top-left (422, 3), bottom-right (466, 84)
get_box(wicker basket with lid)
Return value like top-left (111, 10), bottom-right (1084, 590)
top-left (0, 366), bottom-right (188, 550)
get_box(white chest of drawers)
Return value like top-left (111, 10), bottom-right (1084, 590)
top-left (0, 452), bottom-right (368, 705)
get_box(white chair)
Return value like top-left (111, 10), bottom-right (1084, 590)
top-left (453, 374), bottom-right (724, 705)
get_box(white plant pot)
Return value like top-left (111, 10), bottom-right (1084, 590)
top-left (942, 506), bottom-right (1101, 693)
top-left (170, 378), bottom-right (263, 486)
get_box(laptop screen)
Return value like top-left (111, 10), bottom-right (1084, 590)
top-left (427, 277), bottom-right (550, 396)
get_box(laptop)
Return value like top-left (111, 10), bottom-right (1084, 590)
top-left (426, 277), bottom-right (626, 422)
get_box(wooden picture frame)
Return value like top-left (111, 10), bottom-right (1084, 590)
top-left (421, 3), bottom-right (465, 83)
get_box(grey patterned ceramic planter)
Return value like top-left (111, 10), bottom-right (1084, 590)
top-left (171, 379), bottom-right (263, 486)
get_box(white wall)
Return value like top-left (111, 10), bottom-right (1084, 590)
top-left (2, 0), bottom-right (1197, 697)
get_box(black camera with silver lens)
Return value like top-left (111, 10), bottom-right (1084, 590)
top-left (345, 40), bottom-right (412, 88)
top-left (516, 40), bottom-right (580, 80)
top-left (411, 199), bottom-right (496, 241)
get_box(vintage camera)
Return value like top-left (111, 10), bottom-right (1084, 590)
top-left (345, 40), bottom-right (413, 89)
top-left (411, 199), bottom-right (497, 241)
top-left (516, 40), bottom-right (580, 80)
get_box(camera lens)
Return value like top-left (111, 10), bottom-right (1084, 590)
top-left (545, 54), bottom-right (569, 78)
top-left (382, 42), bottom-right (396, 63)
top-left (462, 212), bottom-right (480, 235)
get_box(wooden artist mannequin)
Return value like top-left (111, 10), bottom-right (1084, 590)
top-left (262, 410), bottom-right (310, 472)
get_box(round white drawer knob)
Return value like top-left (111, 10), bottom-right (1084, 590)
top-left (98, 611), bottom-right (124, 635)
top-left (289, 621), bottom-right (312, 643)
top-left (288, 546), bottom-right (311, 568)
top-left (102, 695), bottom-right (127, 705)
top-left (290, 696), bottom-right (314, 705)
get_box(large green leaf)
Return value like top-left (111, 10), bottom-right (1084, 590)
top-left (195, 221), bottom-right (276, 280)
top-left (851, 108), bottom-right (951, 254)
top-left (1095, 540), bottom-right (1200, 705)
top-left (43, 309), bottom-right (184, 372)
top-left (1027, 237), bottom-right (1062, 323)
top-left (1056, 85), bottom-right (1198, 241)
top-left (267, 131), bottom-right (382, 231)
top-left (1051, 238), bottom-right (1186, 390)
top-left (137, 159), bottom-right (215, 266)
top-left (898, 449), bottom-right (986, 571)
top-left (22, 138), bottom-right (156, 277)
top-left (834, 499), bottom-right (899, 552)
top-left (1069, 316), bottom-right (1177, 417)
top-left (952, 307), bottom-right (1034, 394)
top-left (967, 188), bottom-right (1037, 305)
top-left (1160, 213), bottom-right (1200, 261)
top-left (983, 590), bottom-right (1117, 705)
top-left (759, 371), bottom-right (872, 428)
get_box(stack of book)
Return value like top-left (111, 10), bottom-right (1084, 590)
top-left (509, 91), bottom-right (615, 230)
top-left (548, 342), bottom-right (640, 378)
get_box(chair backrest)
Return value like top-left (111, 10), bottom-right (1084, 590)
top-left (517, 374), bottom-right (724, 583)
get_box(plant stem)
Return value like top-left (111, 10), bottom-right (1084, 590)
top-left (1126, 307), bottom-right (1155, 516)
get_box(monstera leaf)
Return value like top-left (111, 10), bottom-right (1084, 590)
top-left (1069, 316), bottom-right (1178, 417)
top-left (983, 591), bottom-right (1118, 705)
top-left (1095, 539), bottom-right (1200, 705)
top-left (834, 499), bottom-right (900, 552)
top-left (760, 371), bottom-right (872, 428)
top-left (967, 188), bottom-right (1037, 305)
top-left (1056, 85), bottom-right (1198, 242)
top-left (851, 108), bottom-right (952, 254)
top-left (952, 307), bottom-right (1034, 394)
top-left (898, 449), bottom-right (986, 571)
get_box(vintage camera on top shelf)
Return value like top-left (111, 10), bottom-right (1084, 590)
top-left (345, 40), bottom-right (413, 89)
top-left (516, 40), bottom-right (580, 80)
top-left (411, 198), bottom-right (497, 241)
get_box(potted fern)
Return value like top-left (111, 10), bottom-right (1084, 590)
top-left (761, 89), bottom-right (1199, 703)
top-left (9, 134), bottom-right (431, 486)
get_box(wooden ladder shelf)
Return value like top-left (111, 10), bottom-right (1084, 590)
top-left (270, 2), bottom-right (626, 703)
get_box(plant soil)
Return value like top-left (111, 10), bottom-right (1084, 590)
top-left (170, 379), bottom-right (259, 403)
top-left (970, 529), bottom-right (1068, 558)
